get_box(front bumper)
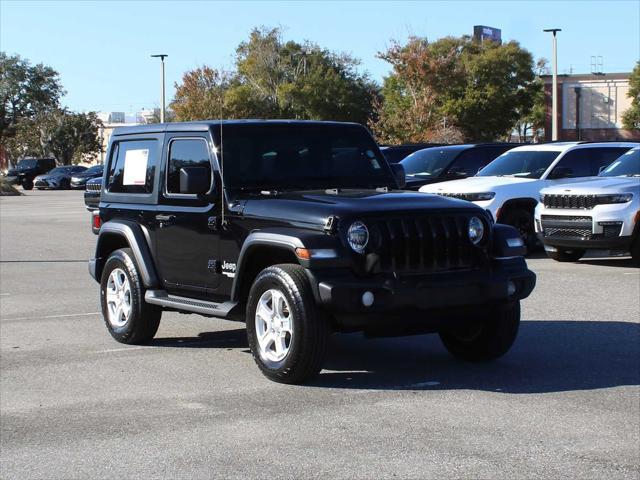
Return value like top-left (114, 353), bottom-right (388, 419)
top-left (308, 257), bottom-right (535, 326)
top-left (537, 232), bottom-right (633, 251)
top-left (84, 192), bottom-right (100, 210)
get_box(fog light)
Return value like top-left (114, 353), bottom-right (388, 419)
top-left (507, 281), bottom-right (516, 296)
top-left (362, 291), bottom-right (374, 307)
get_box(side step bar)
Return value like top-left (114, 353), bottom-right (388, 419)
top-left (145, 290), bottom-right (238, 318)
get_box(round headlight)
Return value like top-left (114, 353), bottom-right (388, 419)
top-left (468, 216), bottom-right (484, 245)
top-left (347, 221), bottom-right (369, 254)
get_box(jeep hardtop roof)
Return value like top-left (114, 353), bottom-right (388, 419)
top-left (112, 120), bottom-right (362, 137)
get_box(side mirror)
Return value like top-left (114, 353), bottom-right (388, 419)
top-left (549, 167), bottom-right (573, 179)
top-left (390, 163), bottom-right (406, 189)
top-left (179, 167), bottom-right (210, 195)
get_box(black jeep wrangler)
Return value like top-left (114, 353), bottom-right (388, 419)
top-left (89, 120), bottom-right (535, 384)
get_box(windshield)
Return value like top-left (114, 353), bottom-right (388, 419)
top-left (16, 159), bottom-right (38, 169)
top-left (219, 124), bottom-right (395, 190)
top-left (85, 164), bottom-right (103, 174)
top-left (599, 149), bottom-right (640, 177)
top-left (400, 148), bottom-right (463, 177)
top-left (478, 150), bottom-right (560, 179)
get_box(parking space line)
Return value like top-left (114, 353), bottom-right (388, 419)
top-left (95, 346), bottom-right (151, 354)
top-left (3, 312), bottom-right (101, 321)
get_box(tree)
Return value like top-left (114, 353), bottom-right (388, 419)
top-left (171, 27), bottom-right (378, 124)
top-left (5, 109), bottom-right (103, 164)
top-left (622, 62), bottom-right (640, 130)
top-left (371, 36), bottom-right (540, 143)
top-left (0, 52), bottom-right (64, 146)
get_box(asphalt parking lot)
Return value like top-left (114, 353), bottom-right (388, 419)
top-left (1, 190), bottom-right (639, 479)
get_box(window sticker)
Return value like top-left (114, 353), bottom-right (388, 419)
top-left (123, 149), bottom-right (149, 185)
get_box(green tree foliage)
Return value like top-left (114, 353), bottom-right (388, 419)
top-left (622, 62), bottom-right (640, 130)
top-left (0, 52), bottom-right (64, 146)
top-left (171, 27), bottom-right (378, 124)
top-left (4, 109), bottom-right (102, 164)
top-left (371, 36), bottom-right (539, 143)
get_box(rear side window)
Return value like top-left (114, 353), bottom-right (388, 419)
top-left (107, 139), bottom-right (158, 194)
top-left (555, 147), bottom-right (632, 177)
top-left (166, 138), bottom-right (212, 195)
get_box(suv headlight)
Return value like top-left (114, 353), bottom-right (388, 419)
top-left (468, 216), bottom-right (484, 245)
top-left (466, 192), bottom-right (495, 202)
top-left (347, 221), bottom-right (369, 254)
top-left (597, 193), bottom-right (633, 204)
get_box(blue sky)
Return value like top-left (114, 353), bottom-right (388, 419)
top-left (2, 0), bottom-right (639, 113)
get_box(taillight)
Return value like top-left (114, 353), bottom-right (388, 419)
top-left (92, 213), bottom-right (101, 230)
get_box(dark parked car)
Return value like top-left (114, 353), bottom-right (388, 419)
top-left (34, 165), bottom-right (87, 190)
top-left (5, 158), bottom-right (57, 190)
top-left (84, 177), bottom-right (102, 211)
top-left (379, 143), bottom-right (445, 163)
top-left (71, 164), bottom-right (103, 189)
top-left (88, 120), bottom-right (535, 384)
top-left (401, 143), bottom-right (520, 190)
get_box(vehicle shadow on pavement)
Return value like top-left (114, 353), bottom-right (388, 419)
top-left (578, 257), bottom-right (638, 268)
top-left (149, 329), bottom-right (249, 349)
top-left (309, 320), bottom-right (640, 393)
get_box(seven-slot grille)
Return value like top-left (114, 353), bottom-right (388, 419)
top-left (86, 182), bottom-right (101, 192)
top-left (541, 215), bottom-right (593, 239)
top-left (365, 215), bottom-right (485, 274)
top-left (543, 194), bottom-right (597, 209)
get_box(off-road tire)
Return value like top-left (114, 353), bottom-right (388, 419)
top-left (500, 208), bottom-right (537, 252)
top-left (22, 179), bottom-right (33, 190)
top-left (246, 264), bottom-right (329, 384)
top-left (546, 248), bottom-right (585, 262)
top-left (439, 301), bottom-right (521, 362)
top-left (100, 248), bottom-right (161, 344)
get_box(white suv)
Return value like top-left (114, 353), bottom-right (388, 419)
top-left (535, 146), bottom-right (640, 264)
top-left (419, 142), bottom-right (638, 249)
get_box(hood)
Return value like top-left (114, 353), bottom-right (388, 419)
top-left (238, 189), bottom-right (482, 228)
top-left (35, 172), bottom-right (65, 181)
top-left (420, 176), bottom-right (537, 194)
top-left (541, 176), bottom-right (640, 195)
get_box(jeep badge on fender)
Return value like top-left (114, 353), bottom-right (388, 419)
top-left (88, 120), bottom-right (536, 384)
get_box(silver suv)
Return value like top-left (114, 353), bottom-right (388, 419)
top-left (535, 147), bottom-right (640, 264)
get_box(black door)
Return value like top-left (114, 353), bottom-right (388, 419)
top-left (154, 134), bottom-right (220, 298)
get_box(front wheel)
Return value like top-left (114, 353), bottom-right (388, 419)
top-left (439, 301), bottom-right (521, 362)
top-left (100, 248), bottom-right (161, 344)
top-left (631, 237), bottom-right (640, 267)
top-left (546, 248), bottom-right (585, 262)
top-left (246, 264), bottom-right (329, 384)
top-left (22, 179), bottom-right (33, 190)
top-left (500, 208), bottom-right (537, 252)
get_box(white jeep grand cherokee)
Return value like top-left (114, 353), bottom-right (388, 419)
top-left (535, 146), bottom-right (640, 264)
top-left (419, 142), bottom-right (638, 249)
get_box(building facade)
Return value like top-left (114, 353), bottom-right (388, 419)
top-left (543, 72), bottom-right (640, 141)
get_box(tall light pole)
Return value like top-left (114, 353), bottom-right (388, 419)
top-left (151, 54), bottom-right (168, 123)
top-left (543, 29), bottom-right (561, 140)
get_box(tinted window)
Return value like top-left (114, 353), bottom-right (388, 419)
top-left (401, 148), bottom-right (464, 177)
top-left (167, 138), bottom-right (212, 194)
top-left (85, 164), bottom-right (103, 174)
top-left (478, 150), bottom-right (560, 178)
top-left (554, 147), bottom-right (632, 177)
top-left (447, 147), bottom-right (510, 176)
top-left (600, 148), bottom-right (640, 176)
top-left (107, 140), bottom-right (158, 194)
top-left (220, 124), bottom-right (394, 190)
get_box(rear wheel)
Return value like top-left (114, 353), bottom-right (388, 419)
top-left (246, 264), bottom-right (329, 384)
top-left (22, 179), bottom-right (33, 190)
top-left (100, 248), bottom-right (161, 344)
top-left (500, 208), bottom-right (537, 252)
top-left (546, 248), bottom-right (585, 262)
top-left (439, 302), bottom-right (520, 362)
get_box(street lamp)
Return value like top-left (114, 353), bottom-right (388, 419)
top-left (150, 54), bottom-right (168, 123)
top-left (543, 29), bottom-right (561, 141)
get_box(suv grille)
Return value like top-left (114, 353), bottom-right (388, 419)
top-left (437, 193), bottom-right (477, 201)
top-left (543, 194), bottom-right (596, 209)
top-left (86, 182), bottom-right (101, 192)
top-left (366, 215), bottom-right (486, 274)
top-left (541, 215), bottom-right (593, 239)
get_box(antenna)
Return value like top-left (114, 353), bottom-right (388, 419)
top-left (219, 117), bottom-right (225, 227)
